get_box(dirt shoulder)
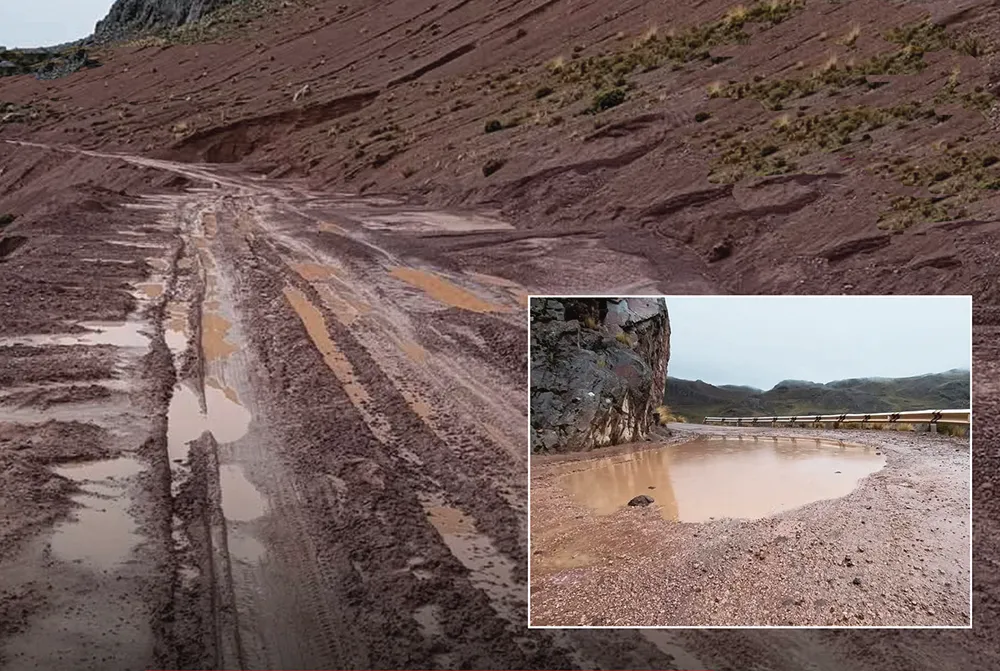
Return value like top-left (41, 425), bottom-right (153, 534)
top-left (529, 424), bottom-right (971, 627)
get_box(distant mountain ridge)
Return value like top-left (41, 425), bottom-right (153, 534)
top-left (665, 369), bottom-right (970, 421)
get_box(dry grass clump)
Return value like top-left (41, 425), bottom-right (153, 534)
top-left (654, 405), bottom-right (684, 424)
top-left (718, 20), bottom-right (986, 110)
top-left (708, 103), bottom-right (930, 182)
top-left (540, 0), bottom-right (804, 104)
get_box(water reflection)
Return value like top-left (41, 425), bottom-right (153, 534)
top-left (559, 438), bottom-right (885, 522)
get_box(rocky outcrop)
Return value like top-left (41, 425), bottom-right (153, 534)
top-left (0, 47), bottom-right (98, 80)
top-left (530, 297), bottom-right (671, 453)
top-left (94, 0), bottom-right (237, 41)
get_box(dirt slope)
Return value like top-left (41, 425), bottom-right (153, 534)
top-left (2, 0), bottom-right (1000, 301)
top-left (0, 0), bottom-right (997, 668)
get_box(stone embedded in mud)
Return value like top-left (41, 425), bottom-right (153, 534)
top-left (530, 297), bottom-right (670, 453)
top-left (628, 495), bottom-right (654, 507)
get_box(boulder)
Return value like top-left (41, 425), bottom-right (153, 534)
top-left (530, 297), bottom-right (670, 453)
top-left (628, 495), bottom-right (655, 507)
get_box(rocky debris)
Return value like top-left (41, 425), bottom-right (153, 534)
top-left (707, 237), bottom-right (733, 262)
top-left (0, 46), bottom-right (99, 80)
top-left (628, 495), bottom-right (654, 507)
top-left (530, 297), bottom-right (670, 453)
top-left (94, 0), bottom-right (238, 42)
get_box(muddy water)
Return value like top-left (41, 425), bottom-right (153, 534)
top-left (50, 458), bottom-right (145, 568)
top-left (166, 381), bottom-right (252, 462)
top-left (389, 267), bottom-right (510, 313)
top-left (421, 499), bottom-right (520, 622)
top-left (0, 321), bottom-right (150, 348)
top-left (559, 438), bottom-right (885, 522)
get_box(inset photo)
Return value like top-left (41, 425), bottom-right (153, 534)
top-left (528, 295), bottom-right (971, 628)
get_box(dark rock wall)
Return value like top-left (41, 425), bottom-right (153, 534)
top-left (95, 0), bottom-right (236, 41)
top-left (530, 297), bottom-right (671, 453)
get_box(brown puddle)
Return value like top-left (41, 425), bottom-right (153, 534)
top-left (389, 267), bottom-right (510, 314)
top-left (136, 282), bottom-right (164, 299)
top-left (292, 262), bottom-right (339, 281)
top-left (399, 341), bottom-right (428, 364)
top-left (315, 285), bottom-right (370, 325)
top-left (559, 437), bottom-right (885, 522)
top-left (50, 458), bottom-right (145, 569)
top-left (202, 313), bottom-right (238, 361)
top-left (283, 286), bottom-right (396, 442)
top-left (425, 506), bottom-right (476, 535)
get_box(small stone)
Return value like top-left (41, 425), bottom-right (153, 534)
top-left (852, 577), bottom-right (862, 586)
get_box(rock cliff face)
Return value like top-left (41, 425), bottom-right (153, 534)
top-left (94, 0), bottom-right (236, 41)
top-left (530, 297), bottom-right (671, 453)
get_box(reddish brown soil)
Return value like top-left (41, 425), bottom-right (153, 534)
top-left (0, 0), bottom-right (997, 668)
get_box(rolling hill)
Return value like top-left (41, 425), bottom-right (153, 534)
top-left (665, 368), bottom-right (970, 421)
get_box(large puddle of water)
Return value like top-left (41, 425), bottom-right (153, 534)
top-left (559, 437), bottom-right (885, 522)
top-left (166, 381), bottom-right (252, 462)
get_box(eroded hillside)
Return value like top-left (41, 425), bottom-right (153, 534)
top-left (1, 0), bottom-right (999, 303)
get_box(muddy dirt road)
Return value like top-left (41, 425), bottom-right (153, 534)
top-left (0, 141), bottom-right (996, 670)
top-left (530, 424), bottom-right (971, 627)
top-left (0, 141), bottom-right (688, 670)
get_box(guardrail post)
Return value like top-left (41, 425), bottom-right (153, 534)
top-left (930, 423), bottom-right (938, 434)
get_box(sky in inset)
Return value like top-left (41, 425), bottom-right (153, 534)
top-left (665, 295), bottom-right (971, 389)
top-left (1, 2), bottom-right (112, 48)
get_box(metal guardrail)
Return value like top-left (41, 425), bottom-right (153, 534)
top-left (704, 409), bottom-right (971, 426)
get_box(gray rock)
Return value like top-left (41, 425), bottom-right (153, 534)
top-left (530, 298), bottom-right (670, 453)
top-left (95, 0), bottom-right (237, 42)
top-left (628, 495), bottom-right (654, 507)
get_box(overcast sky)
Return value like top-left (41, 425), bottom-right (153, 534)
top-left (0, 1), bottom-right (112, 48)
top-left (665, 296), bottom-right (971, 389)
